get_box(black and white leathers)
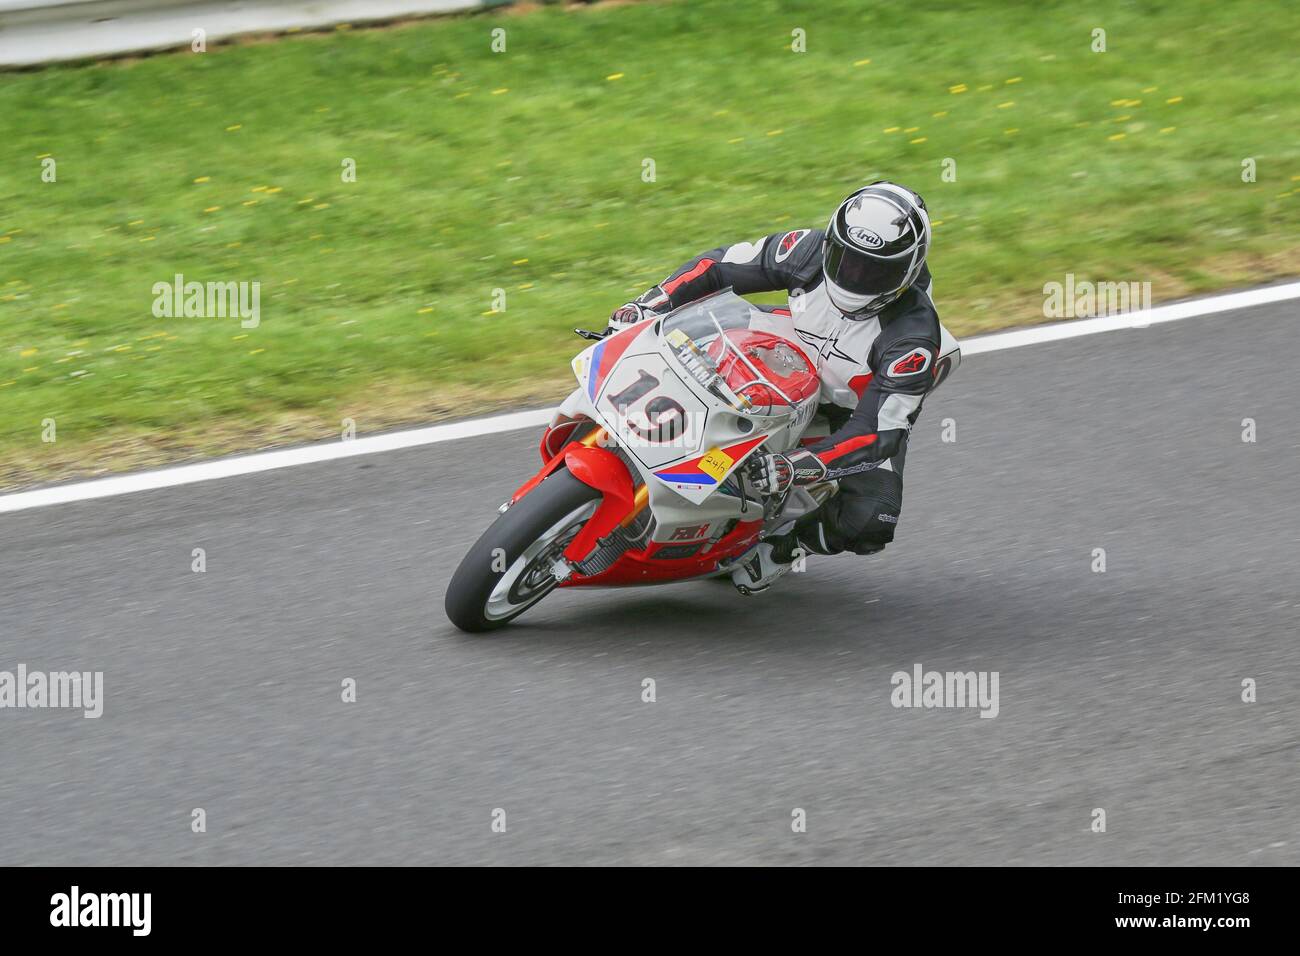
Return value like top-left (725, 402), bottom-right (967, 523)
top-left (632, 227), bottom-right (956, 483)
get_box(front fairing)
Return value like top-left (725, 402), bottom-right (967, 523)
top-left (570, 291), bottom-right (818, 504)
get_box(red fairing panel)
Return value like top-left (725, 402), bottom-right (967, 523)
top-left (563, 518), bottom-right (765, 587)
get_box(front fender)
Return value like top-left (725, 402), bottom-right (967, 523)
top-left (510, 424), bottom-right (605, 505)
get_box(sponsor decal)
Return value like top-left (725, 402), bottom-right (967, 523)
top-left (670, 523), bottom-right (710, 541)
top-left (847, 225), bottom-right (884, 249)
top-left (828, 459), bottom-right (883, 477)
top-left (774, 229), bottom-right (810, 263)
top-left (887, 347), bottom-right (932, 377)
top-left (794, 325), bottom-right (856, 363)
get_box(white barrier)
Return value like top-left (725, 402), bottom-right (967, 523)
top-left (0, 0), bottom-right (501, 67)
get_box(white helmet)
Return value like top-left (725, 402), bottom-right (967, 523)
top-left (822, 182), bottom-right (931, 318)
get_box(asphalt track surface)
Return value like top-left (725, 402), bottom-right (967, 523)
top-left (2, 302), bottom-right (1297, 866)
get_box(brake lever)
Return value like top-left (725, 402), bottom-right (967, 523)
top-left (573, 328), bottom-right (610, 341)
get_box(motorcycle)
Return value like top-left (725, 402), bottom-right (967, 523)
top-left (444, 288), bottom-right (957, 632)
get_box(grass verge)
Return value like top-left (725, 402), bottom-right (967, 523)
top-left (1, 0), bottom-right (1297, 487)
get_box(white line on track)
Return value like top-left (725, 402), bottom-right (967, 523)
top-left (3, 280), bottom-right (1298, 515)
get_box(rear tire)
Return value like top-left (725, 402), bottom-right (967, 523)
top-left (445, 469), bottom-right (601, 632)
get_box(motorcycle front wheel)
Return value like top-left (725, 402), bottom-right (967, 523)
top-left (444, 469), bottom-right (601, 632)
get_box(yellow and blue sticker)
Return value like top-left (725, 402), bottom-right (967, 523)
top-left (654, 436), bottom-right (765, 486)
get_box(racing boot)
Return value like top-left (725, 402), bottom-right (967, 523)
top-left (729, 531), bottom-right (798, 595)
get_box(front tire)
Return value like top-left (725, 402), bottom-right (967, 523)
top-left (445, 469), bottom-right (601, 632)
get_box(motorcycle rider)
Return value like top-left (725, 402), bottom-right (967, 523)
top-left (609, 182), bottom-right (951, 593)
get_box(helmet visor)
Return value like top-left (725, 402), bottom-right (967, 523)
top-left (824, 234), bottom-right (913, 297)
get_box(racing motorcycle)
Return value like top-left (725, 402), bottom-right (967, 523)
top-left (444, 289), bottom-right (956, 632)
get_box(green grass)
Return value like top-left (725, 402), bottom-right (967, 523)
top-left (1, 0), bottom-right (1297, 484)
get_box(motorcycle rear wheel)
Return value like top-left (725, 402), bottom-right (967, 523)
top-left (445, 469), bottom-right (601, 632)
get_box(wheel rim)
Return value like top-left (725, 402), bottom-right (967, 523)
top-left (484, 500), bottom-right (598, 621)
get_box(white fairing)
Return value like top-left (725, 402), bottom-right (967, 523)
top-left (592, 346), bottom-right (710, 470)
top-left (548, 287), bottom-right (961, 557)
top-left (557, 291), bottom-right (824, 545)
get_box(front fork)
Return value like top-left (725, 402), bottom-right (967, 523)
top-left (505, 427), bottom-right (648, 580)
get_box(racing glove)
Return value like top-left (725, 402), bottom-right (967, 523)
top-left (748, 449), bottom-right (828, 495)
top-left (606, 302), bottom-right (659, 335)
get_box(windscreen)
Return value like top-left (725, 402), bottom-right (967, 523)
top-left (660, 291), bottom-right (818, 416)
